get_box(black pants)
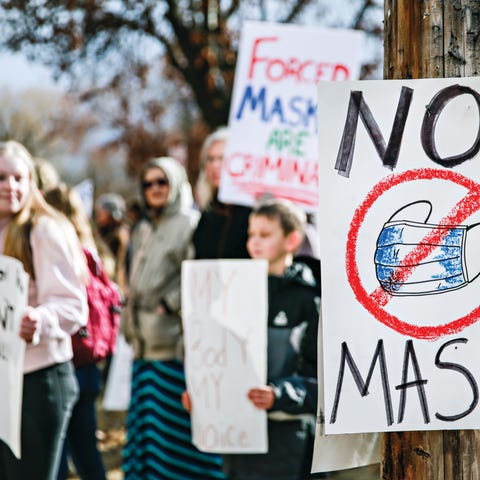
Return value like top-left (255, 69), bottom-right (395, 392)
top-left (58, 363), bottom-right (106, 480)
top-left (0, 361), bottom-right (79, 480)
top-left (223, 418), bottom-right (314, 480)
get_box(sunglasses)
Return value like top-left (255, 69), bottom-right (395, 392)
top-left (142, 178), bottom-right (169, 189)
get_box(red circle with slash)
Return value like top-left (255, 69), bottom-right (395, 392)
top-left (346, 168), bottom-right (480, 340)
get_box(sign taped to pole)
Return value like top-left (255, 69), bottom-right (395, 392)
top-left (318, 76), bottom-right (480, 434)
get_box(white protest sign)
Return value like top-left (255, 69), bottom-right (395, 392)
top-left (102, 334), bottom-right (133, 411)
top-left (318, 77), bottom-right (480, 434)
top-left (0, 255), bottom-right (28, 458)
top-left (181, 259), bottom-right (268, 453)
top-left (218, 21), bottom-right (364, 212)
top-left (312, 312), bottom-right (380, 473)
top-left (73, 178), bottom-right (94, 218)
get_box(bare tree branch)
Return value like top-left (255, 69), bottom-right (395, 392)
top-left (0, 0), bottom-right (383, 176)
top-left (352, 0), bottom-right (375, 29)
top-left (283, 0), bottom-right (313, 23)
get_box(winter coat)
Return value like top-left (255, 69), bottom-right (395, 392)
top-left (267, 261), bottom-right (320, 416)
top-left (122, 158), bottom-right (199, 360)
top-left (193, 198), bottom-right (251, 259)
top-left (0, 215), bottom-right (88, 373)
top-left (223, 260), bottom-right (321, 480)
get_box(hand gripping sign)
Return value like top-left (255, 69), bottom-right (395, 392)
top-left (375, 200), bottom-right (480, 296)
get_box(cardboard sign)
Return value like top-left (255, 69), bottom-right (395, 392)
top-left (318, 77), bottom-right (480, 433)
top-left (181, 259), bottom-right (268, 453)
top-left (0, 255), bottom-right (28, 458)
top-left (218, 21), bottom-right (364, 212)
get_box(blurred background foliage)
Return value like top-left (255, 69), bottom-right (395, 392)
top-left (0, 0), bottom-right (383, 196)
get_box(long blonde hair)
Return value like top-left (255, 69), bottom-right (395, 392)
top-left (195, 127), bottom-right (229, 209)
top-left (43, 183), bottom-right (98, 252)
top-left (0, 141), bottom-right (84, 279)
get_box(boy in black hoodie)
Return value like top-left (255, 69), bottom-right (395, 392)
top-left (224, 199), bottom-right (320, 480)
top-left (183, 199), bottom-right (320, 480)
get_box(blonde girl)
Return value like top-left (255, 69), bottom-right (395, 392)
top-left (0, 140), bottom-right (88, 480)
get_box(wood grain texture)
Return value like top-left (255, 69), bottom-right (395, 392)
top-left (382, 1), bottom-right (480, 479)
top-left (384, 0), bottom-right (479, 79)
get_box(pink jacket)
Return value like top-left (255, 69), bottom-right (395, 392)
top-left (0, 216), bottom-right (88, 373)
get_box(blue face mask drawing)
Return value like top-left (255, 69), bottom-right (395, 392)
top-left (375, 201), bottom-right (476, 296)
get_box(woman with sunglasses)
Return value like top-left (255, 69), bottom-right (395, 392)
top-left (122, 157), bottom-right (225, 479)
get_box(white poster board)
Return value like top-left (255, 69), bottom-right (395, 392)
top-left (181, 259), bottom-right (268, 453)
top-left (312, 313), bottom-right (380, 472)
top-left (0, 255), bottom-right (28, 458)
top-left (218, 21), bottom-right (364, 212)
top-left (102, 334), bottom-right (133, 411)
top-left (74, 178), bottom-right (94, 218)
top-left (318, 77), bottom-right (480, 434)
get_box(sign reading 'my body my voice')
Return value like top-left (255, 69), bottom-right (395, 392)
top-left (0, 255), bottom-right (28, 458)
top-left (219, 21), bottom-right (364, 212)
top-left (318, 77), bottom-right (480, 433)
top-left (181, 260), bottom-right (268, 453)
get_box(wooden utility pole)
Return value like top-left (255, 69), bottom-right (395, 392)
top-left (384, 0), bottom-right (480, 79)
top-left (382, 1), bottom-right (480, 478)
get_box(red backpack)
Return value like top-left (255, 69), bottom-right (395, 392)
top-left (72, 248), bottom-right (122, 368)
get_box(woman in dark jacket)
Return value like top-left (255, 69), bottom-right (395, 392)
top-left (193, 127), bottom-right (251, 260)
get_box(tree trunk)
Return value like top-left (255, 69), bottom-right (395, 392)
top-left (382, 1), bottom-right (480, 478)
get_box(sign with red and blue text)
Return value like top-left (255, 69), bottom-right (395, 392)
top-left (218, 21), bottom-right (364, 212)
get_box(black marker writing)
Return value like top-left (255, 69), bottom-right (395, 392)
top-left (421, 84), bottom-right (480, 167)
top-left (395, 340), bottom-right (430, 424)
top-left (0, 299), bottom-right (15, 332)
top-left (335, 87), bottom-right (413, 177)
top-left (434, 338), bottom-right (478, 421)
top-left (335, 84), bottom-right (480, 177)
top-left (330, 339), bottom-right (394, 426)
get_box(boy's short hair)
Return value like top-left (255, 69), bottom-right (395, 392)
top-left (251, 198), bottom-right (306, 237)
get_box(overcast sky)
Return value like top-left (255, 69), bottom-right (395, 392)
top-left (0, 52), bottom-right (63, 92)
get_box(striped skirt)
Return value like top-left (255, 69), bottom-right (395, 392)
top-left (122, 359), bottom-right (226, 480)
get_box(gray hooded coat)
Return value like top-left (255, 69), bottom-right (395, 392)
top-left (123, 157), bottom-right (199, 360)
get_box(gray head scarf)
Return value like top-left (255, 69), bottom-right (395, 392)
top-left (140, 156), bottom-right (193, 218)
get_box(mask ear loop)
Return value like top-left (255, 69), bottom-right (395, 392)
top-left (465, 222), bottom-right (480, 284)
top-left (386, 200), bottom-right (433, 224)
top-left (466, 222), bottom-right (480, 231)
